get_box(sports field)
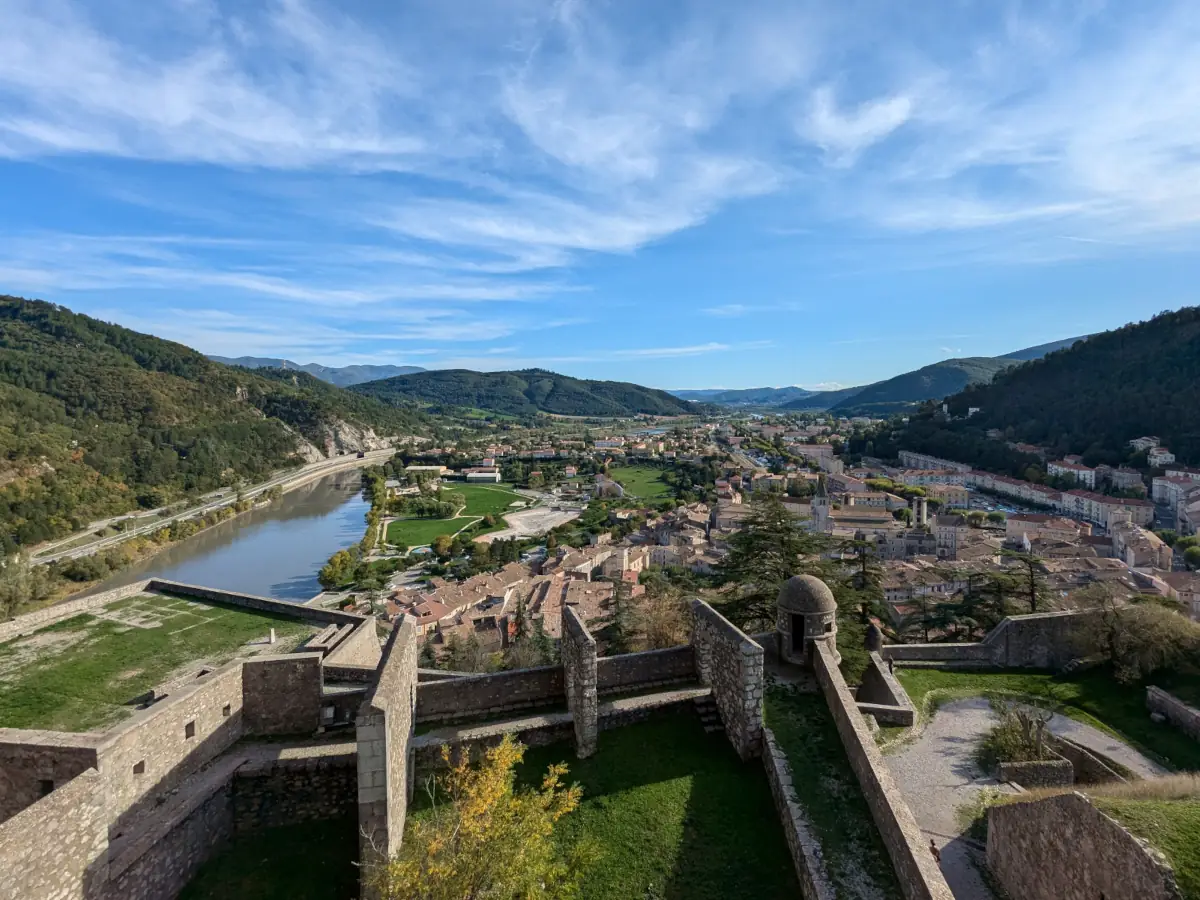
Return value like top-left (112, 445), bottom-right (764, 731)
top-left (0, 593), bottom-right (313, 732)
top-left (385, 483), bottom-right (525, 547)
top-left (609, 465), bottom-right (672, 500)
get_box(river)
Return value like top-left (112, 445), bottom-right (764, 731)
top-left (84, 471), bottom-right (370, 602)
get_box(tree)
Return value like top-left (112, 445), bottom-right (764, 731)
top-left (0, 553), bottom-right (54, 619)
top-left (1002, 550), bottom-right (1049, 614)
top-left (636, 581), bottom-right (689, 649)
top-left (716, 493), bottom-right (831, 630)
top-left (986, 510), bottom-right (1007, 525)
top-left (601, 579), bottom-right (636, 656)
top-left (431, 534), bottom-right (454, 560)
top-left (1073, 600), bottom-right (1200, 683)
top-left (1185, 546), bottom-right (1200, 571)
top-left (546, 532), bottom-right (558, 551)
top-left (369, 735), bottom-right (590, 900)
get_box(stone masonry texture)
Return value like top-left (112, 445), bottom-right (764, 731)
top-left (0, 731), bottom-right (101, 824)
top-left (357, 617), bottom-right (418, 897)
top-left (988, 792), bottom-right (1182, 900)
top-left (812, 640), bottom-right (954, 900)
top-left (883, 609), bottom-right (1100, 669)
top-left (242, 653), bottom-right (323, 736)
top-left (689, 599), bottom-right (763, 760)
top-left (562, 605), bottom-right (598, 758)
top-left (1147, 686), bottom-right (1200, 742)
top-left (595, 645), bottom-right (695, 696)
top-left (415, 665), bottom-right (564, 726)
top-left (233, 752), bottom-right (357, 832)
top-left (324, 619), bottom-right (383, 668)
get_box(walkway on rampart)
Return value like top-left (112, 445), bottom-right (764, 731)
top-left (885, 697), bottom-right (1165, 900)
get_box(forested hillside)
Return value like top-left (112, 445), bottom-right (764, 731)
top-left (932, 308), bottom-right (1200, 464)
top-left (352, 368), bottom-right (699, 417)
top-left (0, 296), bottom-right (427, 551)
top-left (208, 355), bottom-right (425, 387)
top-left (830, 357), bottom-right (1018, 415)
top-left (669, 386), bottom-right (813, 407)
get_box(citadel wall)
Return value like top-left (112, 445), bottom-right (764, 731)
top-left (562, 605), bottom-right (598, 758)
top-left (690, 599), bottom-right (763, 760)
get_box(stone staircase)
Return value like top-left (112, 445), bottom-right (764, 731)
top-left (694, 694), bottom-right (724, 735)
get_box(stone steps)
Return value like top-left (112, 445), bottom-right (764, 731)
top-left (693, 694), bottom-right (724, 735)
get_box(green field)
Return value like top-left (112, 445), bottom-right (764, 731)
top-left (386, 483), bottom-right (525, 547)
top-left (411, 709), bottom-right (799, 899)
top-left (180, 817), bottom-right (357, 900)
top-left (609, 465), bottom-right (672, 500)
top-left (894, 667), bottom-right (1200, 771)
top-left (0, 593), bottom-right (312, 732)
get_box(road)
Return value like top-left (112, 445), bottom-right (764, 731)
top-left (33, 450), bottom-right (394, 565)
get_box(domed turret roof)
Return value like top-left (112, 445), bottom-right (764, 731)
top-left (778, 574), bottom-right (837, 614)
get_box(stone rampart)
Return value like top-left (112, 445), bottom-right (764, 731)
top-left (0, 730), bottom-right (102, 824)
top-left (1147, 686), bottom-right (1200, 742)
top-left (145, 579), bottom-right (362, 626)
top-left (987, 792), bottom-right (1182, 900)
top-left (411, 712), bottom-right (576, 775)
top-left (812, 640), bottom-right (953, 900)
top-left (0, 768), bottom-right (108, 900)
top-left (0, 579), bottom-right (150, 644)
top-left (105, 777), bottom-right (232, 900)
top-left (324, 663), bottom-right (380, 683)
top-left (855, 652), bottom-right (915, 727)
top-left (1049, 735), bottom-right (1127, 784)
top-left (997, 758), bottom-right (1074, 788)
top-left (233, 750), bottom-right (357, 832)
top-left (761, 725), bottom-right (836, 900)
top-left (690, 599), bottom-right (763, 760)
top-left (597, 687), bottom-right (708, 731)
top-left (323, 687), bottom-right (369, 728)
top-left (562, 605), bottom-right (598, 758)
top-left (356, 617), bottom-right (418, 894)
top-left (97, 661), bottom-right (245, 832)
top-left (596, 645), bottom-right (695, 696)
top-left (415, 665), bottom-right (564, 725)
top-left (242, 653), bottom-right (322, 736)
top-left (325, 618), bottom-right (382, 668)
top-left (883, 609), bottom-right (1098, 670)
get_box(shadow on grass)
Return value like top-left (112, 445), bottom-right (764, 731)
top-left (512, 708), bottom-right (799, 900)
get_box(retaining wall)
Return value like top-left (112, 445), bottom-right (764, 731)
top-left (883, 609), bottom-right (1098, 670)
top-left (233, 751), bottom-right (357, 832)
top-left (356, 618), bottom-right (418, 895)
top-left (1147, 686), bottom-right (1200, 742)
top-left (987, 792), bottom-right (1182, 900)
top-left (0, 579), bottom-right (150, 644)
top-left (997, 758), bottom-right (1074, 788)
top-left (855, 652), bottom-right (915, 727)
top-left (761, 725), bottom-right (836, 900)
top-left (596, 645), bottom-right (695, 696)
top-left (145, 579), bottom-right (362, 627)
top-left (812, 640), bottom-right (953, 900)
top-left (411, 713), bottom-right (576, 774)
top-left (690, 599), bottom-right (763, 760)
top-left (415, 665), bottom-right (564, 725)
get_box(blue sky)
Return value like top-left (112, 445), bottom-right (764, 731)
top-left (2, 0), bottom-right (1199, 390)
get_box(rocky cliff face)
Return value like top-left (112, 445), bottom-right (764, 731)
top-left (288, 419), bottom-right (397, 462)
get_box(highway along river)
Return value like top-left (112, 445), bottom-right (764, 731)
top-left (83, 470), bottom-right (369, 602)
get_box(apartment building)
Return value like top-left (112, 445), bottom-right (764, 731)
top-left (934, 514), bottom-right (970, 560)
top-left (898, 450), bottom-right (972, 473)
top-left (1048, 460), bottom-right (1097, 489)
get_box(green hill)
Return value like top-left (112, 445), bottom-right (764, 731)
top-left (208, 356), bottom-right (425, 387)
top-left (352, 368), bottom-right (699, 417)
top-left (933, 307), bottom-right (1200, 464)
top-left (831, 357), bottom-right (1018, 415)
top-left (0, 296), bottom-right (428, 551)
top-left (669, 386), bottom-right (813, 407)
top-left (783, 385), bottom-right (867, 411)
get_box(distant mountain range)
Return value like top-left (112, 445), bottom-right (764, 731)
top-left (208, 356), bottom-right (426, 387)
top-left (351, 368), bottom-right (699, 418)
top-left (675, 335), bottom-right (1089, 413)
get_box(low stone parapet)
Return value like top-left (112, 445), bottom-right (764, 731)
top-left (1147, 686), bottom-right (1200, 742)
top-left (997, 757), bottom-right (1074, 789)
top-left (761, 725), bottom-right (836, 900)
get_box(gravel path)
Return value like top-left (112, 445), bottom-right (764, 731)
top-left (885, 696), bottom-right (1166, 900)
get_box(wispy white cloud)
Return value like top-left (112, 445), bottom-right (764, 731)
top-left (802, 85), bottom-right (912, 166)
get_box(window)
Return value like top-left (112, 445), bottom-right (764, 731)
top-left (824, 621), bottom-right (833, 633)
top-left (38, 779), bottom-right (54, 796)
top-left (222, 704), bottom-right (231, 718)
top-left (133, 761), bottom-right (145, 775)
top-left (184, 720), bottom-right (196, 739)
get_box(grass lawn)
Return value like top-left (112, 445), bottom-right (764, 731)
top-left (609, 465), bottom-right (672, 501)
top-left (412, 709), bottom-right (799, 900)
top-left (385, 483), bottom-right (525, 547)
top-left (894, 667), bottom-right (1200, 771)
top-left (0, 593), bottom-right (312, 732)
top-left (764, 683), bottom-right (904, 899)
top-left (1093, 798), bottom-right (1200, 898)
top-left (179, 816), bottom-right (357, 900)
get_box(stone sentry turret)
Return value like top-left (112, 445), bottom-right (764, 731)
top-left (776, 574), bottom-right (839, 668)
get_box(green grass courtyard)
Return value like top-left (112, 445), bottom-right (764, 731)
top-left (608, 464), bottom-right (673, 501)
top-left (411, 708), bottom-right (800, 900)
top-left (0, 592), bottom-right (313, 732)
top-left (385, 482), bottom-right (526, 547)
